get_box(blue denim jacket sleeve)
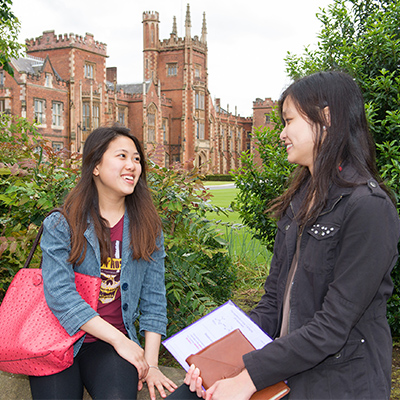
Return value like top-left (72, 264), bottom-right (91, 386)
top-left (119, 213), bottom-right (168, 343)
top-left (41, 212), bottom-right (99, 336)
top-left (41, 211), bottom-right (168, 347)
top-left (138, 232), bottom-right (167, 338)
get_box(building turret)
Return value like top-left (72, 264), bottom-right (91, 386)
top-left (142, 11), bottom-right (160, 82)
top-left (172, 16), bottom-right (177, 36)
top-left (201, 12), bottom-right (207, 44)
top-left (185, 4), bottom-right (191, 39)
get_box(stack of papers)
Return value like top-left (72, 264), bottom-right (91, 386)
top-left (162, 300), bottom-right (272, 371)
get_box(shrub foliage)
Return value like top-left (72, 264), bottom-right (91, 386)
top-left (233, 0), bottom-right (400, 336)
top-left (0, 116), bottom-right (235, 336)
top-left (232, 109), bottom-right (294, 253)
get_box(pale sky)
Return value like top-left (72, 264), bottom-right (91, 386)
top-left (12, 0), bottom-right (332, 117)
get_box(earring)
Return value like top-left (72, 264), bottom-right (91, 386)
top-left (323, 126), bottom-right (327, 131)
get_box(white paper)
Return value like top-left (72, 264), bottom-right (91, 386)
top-left (162, 300), bottom-right (272, 370)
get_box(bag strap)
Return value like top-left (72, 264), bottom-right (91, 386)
top-left (23, 208), bottom-right (63, 269)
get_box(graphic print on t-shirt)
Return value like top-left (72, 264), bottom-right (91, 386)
top-left (84, 216), bottom-right (126, 343)
top-left (99, 239), bottom-right (122, 304)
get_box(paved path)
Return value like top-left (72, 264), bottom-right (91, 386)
top-left (0, 366), bottom-right (186, 400)
top-left (205, 183), bottom-right (235, 190)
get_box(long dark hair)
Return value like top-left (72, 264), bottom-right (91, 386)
top-left (269, 70), bottom-right (391, 225)
top-left (63, 125), bottom-right (161, 265)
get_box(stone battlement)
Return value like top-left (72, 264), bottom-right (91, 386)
top-left (142, 11), bottom-right (159, 22)
top-left (159, 35), bottom-right (206, 51)
top-left (253, 97), bottom-right (275, 107)
top-left (26, 31), bottom-right (107, 56)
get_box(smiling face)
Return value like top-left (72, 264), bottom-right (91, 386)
top-left (280, 96), bottom-right (317, 175)
top-left (93, 135), bottom-right (142, 203)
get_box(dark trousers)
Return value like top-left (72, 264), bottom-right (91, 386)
top-left (29, 340), bottom-right (139, 399)
top-left (167, 384), bottom-right (201, 399)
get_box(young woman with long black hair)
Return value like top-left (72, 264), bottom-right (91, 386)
top-left (171, 71), bottom-right (400, 399)
top-left (29, 125), bottom-right (177, 399)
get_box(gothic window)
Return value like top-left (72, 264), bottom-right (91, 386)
top-left (197, 121), bottom-right (205, 140)
top-left (195, 66), bottom-right (200, 79)
top-left (52, 102), bottom-right (62, 127)
top-left (162, 119), bottom-right (167, 142)
top-left (92, 104), bottom-right (100, 129)
top-left (167, 63), bottom-right (177, 76)
top-left (82, 102), bottom-right (90, 130)
top-left (148, 112), bottom-right (155, 142)
top-left (118, 108), bottom-right (125, 126)
top-left (200, 122), bottom-right (205, 140)
top-left (265, 114), bottom-right (271, 124)
top-left (84, 63), bottom-right (94, 79)
top-left (0, 71), bottom-right (5, 86)
top-left (0, 99), bottom-right (5, 113)
top-left (195, 92), bottom-right (205, 110)
top-left (34, 99), bottom-right (45, 124)
top-left (45, 73), bottom-right (51, 88)
top-left (148, 128), bottom-right (155, 142)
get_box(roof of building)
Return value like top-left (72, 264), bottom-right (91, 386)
top-left (11, 56), bottom-right (63, 81)
top-left (12, 56), bottom-right (44, 74)
top-left (116, 81), bottom-right (151, 94)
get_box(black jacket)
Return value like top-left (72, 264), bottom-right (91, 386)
top-left (244, 166), bottom-right (400, 399)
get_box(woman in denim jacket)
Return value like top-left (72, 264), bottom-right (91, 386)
top-left (175, 72), bottom-right (400, 399)
top-left (29, 125), bottom-right (177, 399)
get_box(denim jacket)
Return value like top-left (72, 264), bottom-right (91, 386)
top-left (40, 211), bottom-right (167, 356)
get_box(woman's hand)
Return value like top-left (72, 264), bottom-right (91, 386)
top-left (113, 335), bottom-right (149, 379)
top-left (184, 364), bottom-right (206, 398)
top-left (140, 331), bottom-right (178, 398)
top-left (138, 366), bottom-right (178, 399)
top-left (205, 370), bottom-right (257, 400)
top-left (81, 316), bottom-right (149, 379)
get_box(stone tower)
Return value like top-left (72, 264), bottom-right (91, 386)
top-left (142, 4), bottom-right (209, 167)
top-left (142, 11), bottom-right (159, 83)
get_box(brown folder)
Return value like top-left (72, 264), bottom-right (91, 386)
top-left (186, 329), bottom-right (289, 400)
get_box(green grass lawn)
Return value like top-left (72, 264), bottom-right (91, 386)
top-left (205, 187), bottom-right (271, 269)
top-left (204, 185), bottom-right (271, 309)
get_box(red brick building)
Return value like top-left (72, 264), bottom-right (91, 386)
top-left (252, 97), bottom-right (276, 166)
top-left (0, 5), bottom-right (274, 173)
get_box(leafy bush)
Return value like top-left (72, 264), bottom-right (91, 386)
top-left (0, 114), bottom-right (80, 296)
top-left (232, 109), bottom-right (294, 252)
top-left (0, 120), bottom-right (235, 336)
top-left (148, 160), bottom-right (235, 335)
top-left (284, 0), bottom-right (400, 337)
top-left (202, 174), bottom-right (234, 182)
top-left (376, 140), bottom-right (400, 335)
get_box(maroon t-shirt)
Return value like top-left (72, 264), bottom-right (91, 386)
top-left (84, 216), bottom-right (128, 342)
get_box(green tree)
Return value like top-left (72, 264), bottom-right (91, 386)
top-left (0, 124), bottom-right (235, 336)
top-left (285, 0), bottom-right (400, 336)
top-left (0, 114), bottom-right (80, 294)
top-left (234, 0), bottom-right (400, 336)
top-left (0, 0), bottom-right (25, 76)
top-left (285, 0), bottom-right (400, 144)
top-left (232, 109), bottom-right (293, 252)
